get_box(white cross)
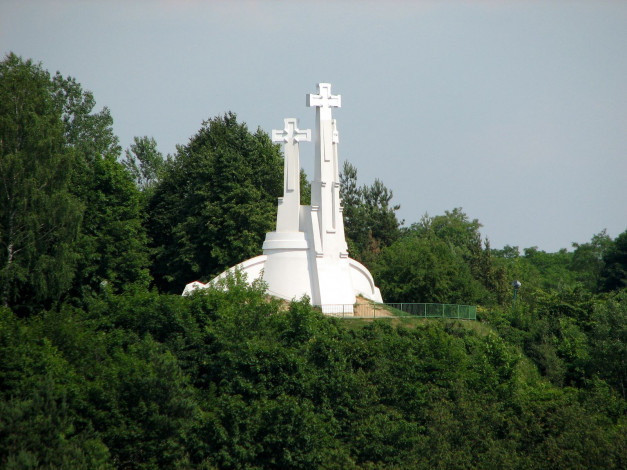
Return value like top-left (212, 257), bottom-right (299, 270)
top-left (272, 118), bottom-right (311, 144)
top-left (272, 118), bottom-right (310, 192)
top-left (307, 83), bottom-right (341, 120)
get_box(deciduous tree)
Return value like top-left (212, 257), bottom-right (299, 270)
top-left (122, 136), bottom-right (165, 191)
top-left (599, 229), bottom-right (627, 292)
top-left (340, 161), bottom-right (402, 264)
top-left (146, 113), bottom-right (283, 293)
top-left (571, 230), bottom-right (612, 291)
top-left (373, 233), bottom-right (482, 304)
top-left (0, 54), bottom-right (82, 313)
top-left (53, 63), bottom-right (150, 298)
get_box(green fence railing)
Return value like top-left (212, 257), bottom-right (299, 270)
top-left (385, 303), bottom-right (476, 320)
top-left (318, 303), bottom-right (477, 320)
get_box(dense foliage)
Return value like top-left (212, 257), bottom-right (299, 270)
top-left (0, 54), bottom-right (148, 315)
top-left (2, 54), bottom-right (627, 468)
top-left (2, 277), bottom-right (626, 469)
top-left (145, 113), bottom-right (283, 294)
top-left (372, 209), bottom-right (510, 306)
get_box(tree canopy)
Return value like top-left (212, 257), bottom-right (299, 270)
top-left (340, 161), bottom-right (402, 265)
top-left (146, 112), bottom-right (283, 293)
top-left (0, 54), bottom-right (82, 313)
top-left (0, 54), bottom-right (149, 313)
top-left (599, 229), bottom-right (627, 292)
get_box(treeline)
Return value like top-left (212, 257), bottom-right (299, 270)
top-left (1, 53), bottom-right (626, 468)
top-left (3, 278), bottom-right (626, 469)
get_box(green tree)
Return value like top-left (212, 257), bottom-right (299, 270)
top-left (52, 66), bottom-right (150, 298)
top-left (146, 113), bottom-right (283, 293)
top-left (493, 244), bottom-right (521, 260)
top-left (90, 336), bottom-right (198, 468)
top-left (571, 230), bottom-right (612, 291)
top-left (522, 246), bottom-right (576, 290)
top-left (406, 208), bottom-right (508, 304)
top-left (340, 161), bottom-right (402, 264)
top-left (0, 54), bottom-right (83, 313)
top-left (599, 229), bottom-right (627, 292)
top-left (410, 208), bottom-right (482, 259)
top-left (122, 136), bottom-right (166, 191)
top-left (299, 168), bottom-right (311, 205)
top-left (0, 53), bottom-right (150, 308)
top-left (468, 238), bottom-right (510, 305)
top-left (373, 233), bottom-right (482, 304)
top-left (71, 155), bottom-right (151, 297)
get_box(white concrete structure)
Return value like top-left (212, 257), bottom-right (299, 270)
top-left (183, 83), bottom-right (382, 313)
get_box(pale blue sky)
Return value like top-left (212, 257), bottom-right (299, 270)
top-left (2, 0), bottom-right (626, 252)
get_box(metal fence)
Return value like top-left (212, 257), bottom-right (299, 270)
top-left (316, 303), bottom-right (477, 320)
top-left (386, 303), bottom-right (476, 320)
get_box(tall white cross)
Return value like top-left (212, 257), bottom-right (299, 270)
top-left (306, 83), bottom-right (341, 120)
top-left (272, 118), bottom-right (310, 192)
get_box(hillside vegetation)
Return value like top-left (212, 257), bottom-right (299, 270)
top-left (1, 54), bottom-right (626, 469)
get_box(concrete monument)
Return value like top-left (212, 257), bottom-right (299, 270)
top-left (183, 83), bottom-right (382, 314)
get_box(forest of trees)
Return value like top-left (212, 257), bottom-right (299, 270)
top-left (1, 53), bottom-right (626, 469)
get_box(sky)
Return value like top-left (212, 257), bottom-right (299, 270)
top-left (2, 0), bottom-right (626, 252)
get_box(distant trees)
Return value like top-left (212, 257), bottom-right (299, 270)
top-left (590, 289), bottom-right (627, 398)
top-left (373, 234), bottom-right (481, 304)
top-left (411, 208), bottom-right (482, 254)
top-left (489, 229), bottom-right (626, 295)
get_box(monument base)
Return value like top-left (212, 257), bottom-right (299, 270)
top-left (182, 251), bottom-right (383, 312)
top-left (261, 231), bottom-right (312, 301)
